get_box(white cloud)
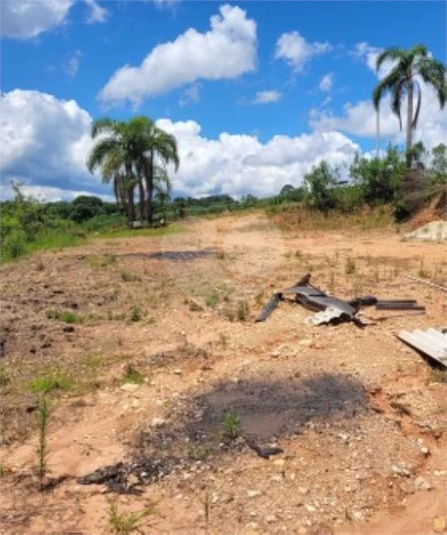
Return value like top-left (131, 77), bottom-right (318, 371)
top-left (65, 50), bottom-right (82, 77)
top-left (179, 83), bottom-right (201, 107)
top-left (310, 84), bottom-right (447, 150)
top-left (275, 31), bottom-right (331, 72)
top-left (353, 42), bottom-right (395, 78)
top-left (98, 4), bottom-right (257, 106)
top-left (0, 90), bottom-right (104, 197)
top-left (319, 73), bottom-right (333, 92)
top-left (156, 118), bottom-right (359, 199)
top-left (252, 90), bottom-right (282, 104)
top-left (0, 0), bottom-right (107, 39)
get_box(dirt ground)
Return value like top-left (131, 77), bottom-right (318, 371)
top-left (1, 212), bottom-right (446, 535)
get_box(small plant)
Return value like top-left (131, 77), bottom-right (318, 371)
top-left (46, 309), bottom-right (82, 324)
top-left (205, 289), bottom-right (220, 308)
top-left (429, 367), bottom-right (447, 383)
top-left (255, 291), bottom-right (264, 307)
top-left (295, 250), bottom-right (303, 259)
top-left (36, 397), bottom-right (50, 489)
top-left (328, 270), bottom-right (335, 293)
top-left (130, 306), bottom-right (142, 322)
top-left (345, 256), bottom-right (357, 275)
top-left (218, 332), bottom-right (228, 349)
top-left (237, 301), bottom-right (249, 322)
top-left (86, 254), bottom-right (117, 268)
top-left (122, 364), bottom-right (145, 385)
top-left (222, 409), bottom-right (241, 440)
top-left (121, 270), bottom-right (140, 282)
top-left (28, 375), bottom-right (72, 394)
top-left (0, 364), bottom-right (11, 386)
top-left (107, 500), bottom-right (155, 535)
top-left (418, 259), bottom-right (430, 279)
top-left (188, 299), bottom-right (204, 312)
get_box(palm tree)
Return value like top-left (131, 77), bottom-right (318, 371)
top-left (141, 124), bottom-right (179, 225)
top-left (372, 44), bottom-right (446, 167)
top-left (87, 118), bottom-right (138, 227)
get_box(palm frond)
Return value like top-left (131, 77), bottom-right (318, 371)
top-left (390, 78), bottom-right (407, 130)
top-left (91, 118), bottom-right (119, 138)
top-left (417, 58), bottom-right (447, 108)
top-left (86, 138), bottom-right (120, 172)
top-left (375, 47), bottom-right (404, 72)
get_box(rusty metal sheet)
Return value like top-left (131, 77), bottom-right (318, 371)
top-left (397, 328), bottom-right (447, 367)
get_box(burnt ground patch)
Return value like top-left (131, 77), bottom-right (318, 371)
top-left (118, 249), bottom-right (216, 261)
top-left (79, 373), bottom-right (369, 493)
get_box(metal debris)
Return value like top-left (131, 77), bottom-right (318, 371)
top-left (397, 328), bottom-right (447, 367)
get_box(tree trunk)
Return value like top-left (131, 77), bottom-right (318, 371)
top-left (145, 149), bottom-right (154, 225)
top-left (406, 76), bottom-right (414, 168)
top-left (125, 163), bottom-right (135, 228)
top-left (138, 174), bottom-right (145, 225)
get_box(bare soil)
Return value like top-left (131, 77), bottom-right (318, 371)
top-left (1, 213), bottom-right (446, 535)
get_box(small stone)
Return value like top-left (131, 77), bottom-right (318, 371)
top-left (420, 447), bottom-right (430, 457)
top-left (266, 515), bottom-right (277, 523)
top-left (273, 459), bottom-right (286, 467)
top-left (297, 528), bottom-right (308, 535)
top-left (299, 339), bottom-right (313, 347)
top-left (305, 505), bottom-right (316, 513)
top-left (247, 490), bottom-right (262, 498)
top-left (298, 487), bottom-right (309, 495)
top-left (173, 369), bottom-right (182, 375)
top-left (352, 511), bottom-right (364, 521)
top-left (120, 383), bottom-right (140, 392)
top-left (151, 417), bottom-right (166, 427)
top-left (414, 476), bottom-right (432, 491)
top-left (433, 517), bottom-right (446, 532)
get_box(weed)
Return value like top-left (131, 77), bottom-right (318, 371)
top-left (345, 256), bottom-right (357, 275)
top-left (222, 409), bottom-right (241, 440)
top-left (28, 375), bottom-right (72, 394)
top-left (36, 397), bottom-right (50, 489)
top-left (107, 500), bottom-right (155, 535)
top-left (188, 443), bottom-right (213, 461)
top-left (121, 270), bottom-right (140, 282)
top-left (0, 364), bottom-right (11, 386)
top-left (255, 291), bottom-right (264, 307)
top-left (205, 289), bottom-right (220, 308)
top-left (429, 368), bottom-right (447, 383)
top-left (130, 306), bottom-right (142, 322)
top-left (46, 309), bottom-right (83, 324)
top-left (86, 254), bottom-right (117, 268)
top-left (295, 250), bottom-right (303, 259)
top-left (188, 299), bottom-right (204, 312)
top-left (237, 301), bottom-right (249, 322)
top-left (122, 364), bottom-right (145, 385)
top-left (328, 271), bottom-right (335, 294)
top-left (418, 259), bottom-right (430, 279)
top-left (218, 333), bottom-right (228, 349)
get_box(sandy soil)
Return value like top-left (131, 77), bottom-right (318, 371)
top-left (1, 213), bottom-right (446, 535)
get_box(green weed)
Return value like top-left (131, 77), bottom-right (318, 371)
top-left (345, 256), bottom-right (357, 275)
top-left (222, 409), bottom-right (241, 440)
top-left (130, 306), bottom-right (143, 322)
top-left (36, 397), bottom-right (50, 489)
top-left (107, 500), bottom-right (155, 535)
top-left (237, 301), bottom-right (249, 322)
top-left (27, 375), bottom-right (72, 394)
top-left (122, 364), bottom-right (145, 385)
top-left (46, 309), bottom-right (82, 324)
top-left (205, 289), bottom-right (220, 308)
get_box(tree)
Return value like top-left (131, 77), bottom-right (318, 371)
top-left (304, 160), bottom-right (338, 211)
top-left (431, 143), bottom-right (447, 184)
top-left (87, 118), bottom-right (138, 228)
top-left (372, 44), bottom-right (446, 167)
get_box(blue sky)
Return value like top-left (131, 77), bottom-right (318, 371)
top-left (1, 1), bottom-right (446, 201)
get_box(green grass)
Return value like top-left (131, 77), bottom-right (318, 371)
top-left (0, 364), bottom-right (11, 386)
top-left (85, 254), bottom-right (117, 268)
top-left (205, 289), bottom-right (220, 308)
top-left (129, 306), bottom-right (143, 322)
top-left (237, 301), bottom-right (249, 322)
top-left (27, 374), bottom-right (73, 394)
top-left (121, 270), bottom-right (141, 282)
top-left (107, 500), bottom-right (155, 535)
top-left (46, 309), bottom-right (83, 324)
top-left (222, 409), bottom-right (241, 440)
top-left (97, 224), bottom-right (183, 240)
top-left (122, 364), bottom-right (145, 385)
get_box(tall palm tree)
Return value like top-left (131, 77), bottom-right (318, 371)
top-left (372, 44), bottom-right (446, 167)
top-left (141, 124), bottom-right (179, 225)
top-left (87, 118), bottom-right (138, 227)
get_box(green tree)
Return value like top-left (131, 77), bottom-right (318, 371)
top-left (350, 145), bottom-right (406, 206)
top-left (373, 44), bottom-right (446, 167)
top-left (431, 143), bottom-right (447, 184)
top-left (304, 160), bottom-right (338, 211)
top-left (87, 118), bottom-right (138, 227)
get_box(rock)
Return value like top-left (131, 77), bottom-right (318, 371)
top-left (266, 515), bottom-right (277, 523)
top-left (173, 369), bottom-right (182, 375)
top-left (297, 528), bottom-right (308, 535)
top-left (120, 383), bottom-right (140, 392)
top-left (298, 487), bottom-right (309, 495)
top-left (63, 325), bottom-right (75, 333)
top-left (414, 476), bottom-right (432, 491)
top-left (151, 417), bottom-right (166, 427)
top-left (420, 447), bottom-right (430, 457)
top-left (305, 505), bottom-right (316, 513)
top-left (299, 339), bottom-right (313, 347)
top-left (247, 490), bottom-right (263, 498)
top-left (433, 517), bottom-right (446, 533)
top-left (273, 459), bottom-right (286, 467)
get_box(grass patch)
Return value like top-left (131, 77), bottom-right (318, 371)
top-left (97, 224), bottom-right (183, 241)
top-left (27, 374), bottom-right (73, 394)
top-left (85, 254), bottom-right (117, 268)
top-left (429, 368), bottom-right (447, 383)
top-left (205, 289), bottom-right (220, 308)
top-left (46, 309), bottom-right (83, 324)
top-left (237, 301), bottom-right (249, 322)
top-left (222, 409), bottom-right (241, 440)
top-left (107, 500), bottom-right (155, 535)
top-left (129, 306), bottom-right (143, 322)
top-left (0, 364), bottom-right (11, 386)
top-left (122, 364), bottom-right (145, 385)
top-left (121, 270), bottom-right (141, 282)
top-left (345, 256), bottom-right (357, 275)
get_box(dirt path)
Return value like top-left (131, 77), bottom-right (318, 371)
top-left (1, 213), bottom-right (446, 535)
